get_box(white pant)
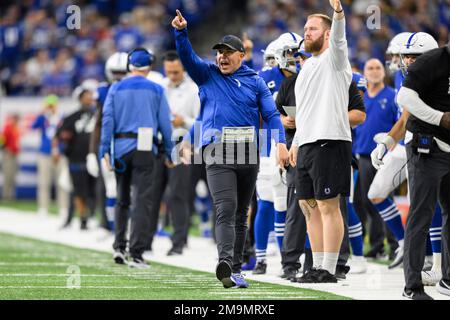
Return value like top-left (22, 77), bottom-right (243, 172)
top-left (368, 144), bottom-right (407, 200)
top-left (256, 145), bottom-right (287, 212)
top-left (37, 154), bottom-right (70, 211)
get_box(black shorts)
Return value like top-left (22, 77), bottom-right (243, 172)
top-left (295, 140), bottom-right (352, 200)
top-left (69, 164), bottom-right (96, 200)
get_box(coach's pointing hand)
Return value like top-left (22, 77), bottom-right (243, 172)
top-left (172, 9), bottom-right (187, 30)
top-left (329, 0), bottom-right (342, 11)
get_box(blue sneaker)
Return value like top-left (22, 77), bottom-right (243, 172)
top-left (229, 273), bottom-right (249, 288)
top-left (241, 256), bottom-right (256, 271)
top-left (156, 228), bottom-right (171, 237)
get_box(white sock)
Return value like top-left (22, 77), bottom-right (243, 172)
top-left (255, 249), bottom-right (267, 263)
top-left (431, 253), bottom-right (442, 272)
top-left (312, 252), bottom-right (324, 269)
top-left (398, 239), bottom-right (404, 248)
top-left (322, 252), bottom-right (339, 275)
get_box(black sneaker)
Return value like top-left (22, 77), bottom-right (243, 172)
top-left (295, 268), bottom-right (321, 283)
top-left (364, 247), bottom-right (386, 260)
top-left (216, 260), bottom-right (233, 288)
top-left (436, 279), bottom-right (450, 296)
top-left (113, 250), bottom-right (127, 265)
top-left (252, 261), bottom-right (267, 275)
top-left (128, 257), bottom-right (150, 269)
top-left (402, 287), bottom-right (433, 300)
top-left (335, 265), bottom-right (350, 280)
top-left (280, 268), bottom-right (298, 280)
top-left (315, 269), bottom-right (338, 283)
top-left (167, 248), bottom-right (182, 256)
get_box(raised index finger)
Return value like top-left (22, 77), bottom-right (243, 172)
top-left (176, 9), bottom-right (183, 21)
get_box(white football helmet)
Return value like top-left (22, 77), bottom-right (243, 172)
top-left (399, 32), bottom-right (438, 76)
top-left (262, 40), bottom-right (279, 67)
top-left (105, 52), bottom-right (128, 83)
top-left (273, 32), bottom-right (303, 74)
top-left (385, 32), bottom-right (412, 74)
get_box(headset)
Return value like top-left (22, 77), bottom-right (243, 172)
top-left (126, 47), bottom-right (155, 72)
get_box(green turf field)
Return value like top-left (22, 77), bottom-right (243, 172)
top-left (0, 232), bottom-right (349, 300)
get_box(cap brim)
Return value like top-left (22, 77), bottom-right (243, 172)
top-left (212, 43), bottom-right (239, 52)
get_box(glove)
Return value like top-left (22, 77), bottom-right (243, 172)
top-left (370, 135), bottom-right (395, 170)
top-left (86, 153), bottom-right (99, 178)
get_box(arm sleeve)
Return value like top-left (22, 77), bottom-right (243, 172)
top-left (99, 87), bottom-right (115, 158)
top-left (31, 115), bottom-right (44, 129)
top-left (275, 79), bottom-right (288, 116)
top-left (158, 93), bottom-right (175, 161)
top-left (397, 86), bottom-right (444, 126)
top-left (348, 81), bottom-right (365, 112)
top-left (175, 28), bottom-right (211, 85)
top-left (257, 78), bottom-right (286, 144)
top-left (329, 16), bottom-right (349, 71)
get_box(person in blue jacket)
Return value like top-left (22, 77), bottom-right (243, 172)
top-left (99, 48), bottom-right (174, 269)
top-left (172, 10), bottom-right (289, 289)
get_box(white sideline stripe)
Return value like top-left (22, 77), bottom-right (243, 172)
top-left (0, 286), bottom-right (198, 289)
top-left (0, 273), bottom-right (125, 277)
top-left (0, 208), bottom-right (449, 300)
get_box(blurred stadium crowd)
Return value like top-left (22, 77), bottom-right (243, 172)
top-left (1, 0), bottom-right (449, 96)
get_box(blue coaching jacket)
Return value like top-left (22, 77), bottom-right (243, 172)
top-left (99, 75), bottom-right (174, 160)
top-left (174, 28), bottom-right (286, 147)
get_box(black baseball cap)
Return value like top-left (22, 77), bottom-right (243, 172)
top-left (212, 35), bottom-right (245, 53)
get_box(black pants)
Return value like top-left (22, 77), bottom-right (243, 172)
top-left (113, 150), bottom-right (154, 259)
top-left (281, 164), bottom-right (307, 271)
top-left (190, 160), bottom-right (216, 241)
top-left (206, 163), bottom-right (259, 273)
top-left (243, 192), bottom-right (257, 262)
top-left (338, 196), bottom-right (350, 268)
top-left (167, 163), bottom-right (192, 251)
top-left (146, 155), bottom-right (169, 251)
top-left (404, 144), bottom-right (450, 290)
top-left (354, 156), bottom-right (398, 253)
top-left (97, 162), bottom-right (108, 229)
